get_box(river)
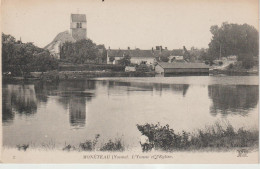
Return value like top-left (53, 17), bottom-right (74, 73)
top-left (2, 76), bottom-right (259, 149)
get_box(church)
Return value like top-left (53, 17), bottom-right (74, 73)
top-left (45, 13), bottom-right (87, 59)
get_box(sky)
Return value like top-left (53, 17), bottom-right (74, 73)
top-left (1, 0), bottom-right (258, 50)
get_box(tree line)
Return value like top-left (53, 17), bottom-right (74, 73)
top-left (156, 22), bottom-right (258, 69)
top-left (2, 33), bottom-right (58, 77)
top-left (207, 22), bottom-right (258, 68)
top-left (60, 39), bottom-right (107, 64)
top-left (2, 22), bottom-right (258, 77)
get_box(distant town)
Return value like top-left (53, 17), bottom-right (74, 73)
top-left (2, 13), bottom-right (259, 80)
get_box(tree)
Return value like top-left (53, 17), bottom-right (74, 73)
top-left (2, 33), bottom-right (58, 76)
top-left (208, 22), bottom-right (258, 68)
top-left (118, 54), bottom-right (131, 66)
top-left (160, 56), bottom-right (169, 62)
top-left (183, 46), bottom-right (191, 61)
top-left (32, 51), bottom-right (59, 73)
top-left (96, 44), bottom-right (107, 63)
top-left (60, 39), bottom-right (101, 64)
top-left (238, 53), bottom-right (255, 69)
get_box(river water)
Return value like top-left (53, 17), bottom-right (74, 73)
top-left (2, 76), bottom-right (259, 149)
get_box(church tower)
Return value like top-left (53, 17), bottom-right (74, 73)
top-left (70, 14), bottom-right (87, 41)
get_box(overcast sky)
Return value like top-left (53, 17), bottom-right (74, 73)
top-left (2, 0), bottom-right (258, 50)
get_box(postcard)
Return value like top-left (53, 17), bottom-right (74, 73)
top-left (1, 0), bottom-right (259, 164)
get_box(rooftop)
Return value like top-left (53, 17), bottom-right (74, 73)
top-left (157, 62), bottom-right (209, 69)
top-left (107, 49), bottom-right (184, 58)
top-left (71, 14), bottom-right (86, 22)
top-left (107, 49), bottom-right (159, 58)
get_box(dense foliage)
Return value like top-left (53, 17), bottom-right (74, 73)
top-left (60, 39), bottom-right (107, 64)
top-left (137, 122), bottom-right (258, 151)
top-left (208, 22), bottom-right (258, 68)
top-left (117, 54), bottom-right (131, 66)
top-left (2, 33), bottom-right (58, 76)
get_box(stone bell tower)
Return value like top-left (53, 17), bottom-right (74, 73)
top-left (70, 14), bottom-right (87, 41)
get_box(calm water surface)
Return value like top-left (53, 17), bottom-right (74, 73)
top-left (2, 76), bottom-right (259, 149)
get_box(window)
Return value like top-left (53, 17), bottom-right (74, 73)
top-left (77, 22), bottom-right (82, 28)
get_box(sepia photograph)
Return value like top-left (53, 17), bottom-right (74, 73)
top-left (1, 0), bottom-right (259, 164)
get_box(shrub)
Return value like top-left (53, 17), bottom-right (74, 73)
top-left (79, 134), bottom-right (100, 151)
top-left (137, 122), bottom-right (258, 151)
top-left (228, 63), bottom-right (234, 69)
top-left (100, 139), bottom-right (125, 152)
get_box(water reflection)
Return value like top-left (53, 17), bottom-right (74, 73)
top-left (56, 80), bottom-right (96, 127)
top-left (105, 81), bottom-right (190, 96)
top-left (2, 80), bottom-right (96, 127)
top-left (69, 97), bottom-right (86, 127)
top-left (208, 85), bottom-right (259, 116)
top-left (2, 87), bottom-right (14, 123)
top-left (2, 79), bottom-right (258, 127)
top-left (34, 81), bottom-right (59, 103)
top-left (2, 77), bottom-right (259, 148)
top-left (2, 85), bottom-right (37, 123)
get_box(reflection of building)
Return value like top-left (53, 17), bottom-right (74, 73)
top-left (55, 80), bottom-right (96, 127)
top-left (105, 80), bottom-right (189, 97)
top-left (170, 84), bottom-right (189, 96)
top-left (69, 97), bottom-right (86, 127)
top-left (208, 85), bottom-right (259, 116)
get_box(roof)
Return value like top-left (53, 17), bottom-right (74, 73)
top-left (107, 49), bottom-right (160, 58)
top-left (71, 14), bottom-right (86, 22)
top-left (157, 62), bottom-right (209, 69)
top-left (44, 31), bottom-right (76, 49)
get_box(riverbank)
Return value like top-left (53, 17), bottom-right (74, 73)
top-left (210, 69), bottom-right (259, 76)
top-left (2, 148), bottom-right (258, 163)
top-left (209, 63), bottom-right (259, 76)
top-left (3, 122), bottom-right (258, 153)
top-left (3, 71), bottom-right (156, 82)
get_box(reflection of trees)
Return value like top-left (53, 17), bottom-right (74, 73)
top-left (58, 80), bottom-right (96, 91)
top-left (2, 87), bottom-right (14, 123)
top-left (34, 81), bottom-right (59, 103)
top-left (2, 85), bottom-right (37, 123)
top-left (208, 85), bottom-right (259, 116)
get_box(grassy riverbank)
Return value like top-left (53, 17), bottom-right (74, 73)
top-left (6, 122), bottom-right (258, 153)
top-left (137, 122), bottom-right (258, 151)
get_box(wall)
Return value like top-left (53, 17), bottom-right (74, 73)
top-left (164, 68), bottom-right (209, 73)
top-left (155, 65), bottom-right (164, 74)
top-left (125, 66), bottom-right (136, 72)
top-left (130, 57), bottom-right (154, 65)
top-left (70, 22), bottom-right (87, 29)
top-left (107, 56), bottom-right (123, 64)
top-left (71, 28), bottom-right (87, 41)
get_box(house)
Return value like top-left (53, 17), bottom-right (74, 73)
top-left (125, 66), bottom-right (136, 72)
top-left (107, 48), bottom-right (159, 65)
top-left (107, 46), bottom-right (182, 65)
top-left (155, 62), bottom-right (209, 74)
